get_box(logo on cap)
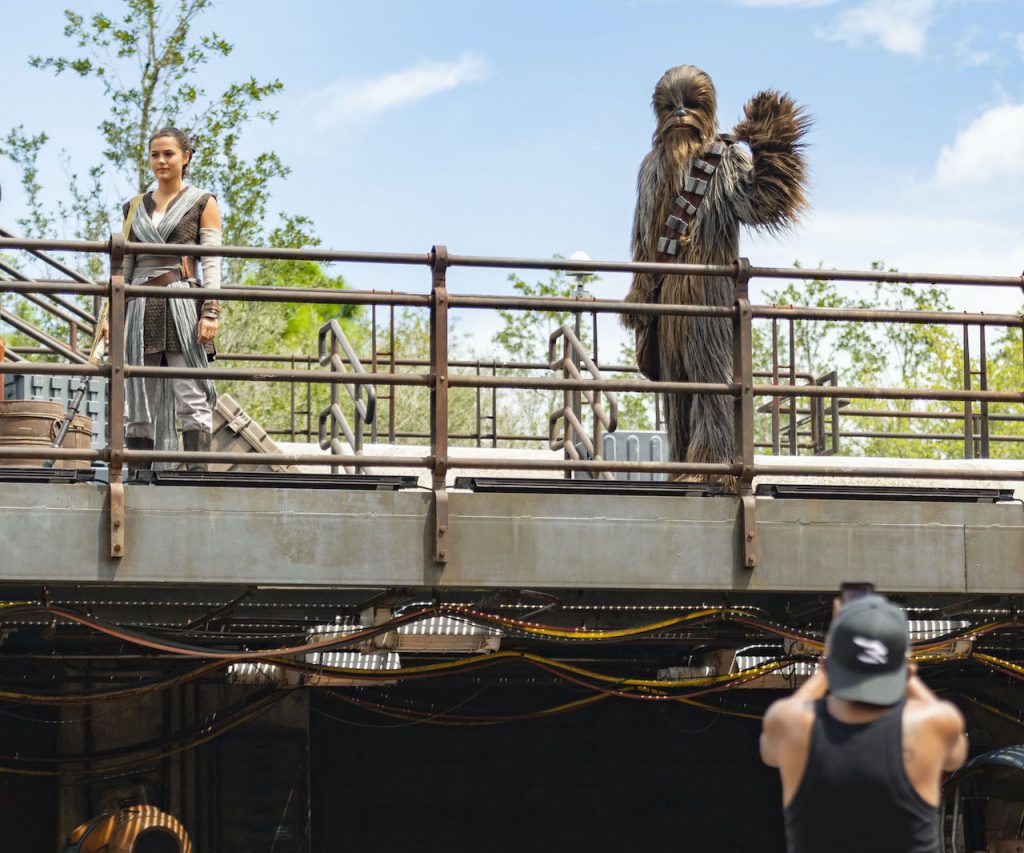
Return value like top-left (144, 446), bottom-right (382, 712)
top-left (853, 636), bottom-right (889, 666)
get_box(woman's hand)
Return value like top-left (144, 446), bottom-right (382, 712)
top-left (197, 316), bottom-right (219, 344)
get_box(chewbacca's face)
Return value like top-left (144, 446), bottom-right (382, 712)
top-left (651, 64), bottom-right (717, 153)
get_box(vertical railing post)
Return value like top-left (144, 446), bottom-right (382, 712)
top-left (787, 318), bottom-right (798, 455)
top-left (771, 318), bottom-right (781, 455)
top-left (978, 324), bottom-right (990, 458)
top-left (562, 334), bottom-right (572, 480)
top-left (107, 233), bottom-right (127, 558)
top-left (388, 303), bottom-right (396, 445)
top-left (329, 331), bottom-right (340, 474)
top-left (491, 362), bottom-right (498, 448)
top-left (371, 303), bottom-right (379, 445)
top-left (962, 324), bottom-right (973, 459)
top-left (733, 258), bottom-right (757, 569)
top-left (429, 245), bottom-right (450, 564)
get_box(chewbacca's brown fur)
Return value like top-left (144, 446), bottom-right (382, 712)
top-left (624, 65), bottom-right (811, 480)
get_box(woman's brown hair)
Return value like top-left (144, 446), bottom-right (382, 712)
top-left (148, 127), bottom-right (196, 179)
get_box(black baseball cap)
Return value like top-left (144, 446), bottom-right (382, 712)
top-left (825, 594), bottom-right (909, 706)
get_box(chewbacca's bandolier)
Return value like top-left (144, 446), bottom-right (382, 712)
top-left (623, 64), bottom-right (810, 482)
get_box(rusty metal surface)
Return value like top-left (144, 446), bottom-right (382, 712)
top-left (1, 483), bottom-right (1019, 593)
top-left (430, 245), bottom-right (450, 564)
top-left (107, 233), bottom-right (127, 558)
top-left (733, 259), bottom-right (758, 569)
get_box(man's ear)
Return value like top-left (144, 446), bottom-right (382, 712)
top-left (907, 661), bottom-right (918, 678)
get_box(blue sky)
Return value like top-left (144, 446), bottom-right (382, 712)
top-left (2, 0), bottom-right (1023, 351)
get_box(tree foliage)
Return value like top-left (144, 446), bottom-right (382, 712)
top-left (488, 268), bottom-right (644, 445)
top-left (755, 263), bottom-right (1022, 460)
top-left (0, 0), bottom-right (354, 428)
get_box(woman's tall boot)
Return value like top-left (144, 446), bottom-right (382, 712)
top-left (181, 430), bottom-right (212, 473)
top-left (125, 436), bottom-right (154, 479)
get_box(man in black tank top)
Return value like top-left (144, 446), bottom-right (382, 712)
top-left (760, 595), bottom-right (967, 853)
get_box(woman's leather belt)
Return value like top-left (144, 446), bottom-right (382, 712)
top-left (142, 268), bottom-right (187, 288)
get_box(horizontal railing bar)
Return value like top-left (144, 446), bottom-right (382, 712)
top-left (446, 457), bottom-right (736, 474)
top-left (448, 294), bottom-right (732, 317)
top-left (1, 282), bottom-right (1019, 329)
top-left (2, 446), bottom-right (1019, 480)
top-left (2, 359), bottom-right (1019, 405)
top-left (450, 374), bottom-right (733, 394)
top-left (754, 384), bottom-right (1022, 403)
top-left (755, 462), bottom-right (1024, 481)
top-left (748, 265), bottom-right (1024, 289)
top-left (0, 447), bottom-right (428, 468)
top-left (0, 363), bottom-right (106, 377)
top-left (755, 305), bottom-right (1023, 327)
top-left (0, 237), bottom-right (431, 266)
top-left (1, 236), bottom-right (1021, 288)
top-left (0, 238), bottom-right (109, 254)
top-left (447, 254), bottom-right (737, 276)
top-left (127, 366), bottom-right (432, 386)
top-left (0, 280), bottom-right (106, 297)
top-left (840, 431), bottom-right (1024, 442)
top-left (813, 408), bottom-right (1024, 423)
top-left (0, 447), bottom-right (103, 461)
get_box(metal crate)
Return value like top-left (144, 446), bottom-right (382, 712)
top-left (3, 374), bottom-right (108, 447)
top-left (211, 393), bottom-right (296, 473)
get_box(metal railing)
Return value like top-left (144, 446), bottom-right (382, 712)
top-left (0, 233), bottom-right (1022, 565)
top-left (547, 323), bottom-right (619, 480)
top-left (316, 318), bottom-right (376, 474)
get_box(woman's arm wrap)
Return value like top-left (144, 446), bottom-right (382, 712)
top-left (198, 227), bottom-right (222, 319)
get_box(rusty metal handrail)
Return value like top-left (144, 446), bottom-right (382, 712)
top-left (547, 323), bottom-right (618, 481)
top-left (0, 233), bottom-right (1021, 566)
top-left (317, 318), bottom-right (376, 474)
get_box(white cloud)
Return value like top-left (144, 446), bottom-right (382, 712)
top-left (304, 53), bottom-right (487, 129)
top-left (933, 103), bottom-right (1024, 187)
top-left (817, 0), bottom-right (937, 56)
top-left (734, 0), bottom-right (836, 6)
top-left (954, 29), bottom-right (994, 67)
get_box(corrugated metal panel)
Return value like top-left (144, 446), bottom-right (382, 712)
top-left (600, 430), bottom-right (667, 482)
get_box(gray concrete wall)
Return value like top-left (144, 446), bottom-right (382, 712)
top-left (1, 481), bottom-right (1021, 594)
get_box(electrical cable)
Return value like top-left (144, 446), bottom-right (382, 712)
top-left (0, 687), bottom-right (285, 778)
top-left (317, 689), bottom-right (609, 727)
top-left (0, 660), bottom-right (228, 705)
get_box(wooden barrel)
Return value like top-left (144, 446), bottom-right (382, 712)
top-left (0, 400), bottom-right (93, 469)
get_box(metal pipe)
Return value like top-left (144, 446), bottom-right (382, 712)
top-left (963, 324), bottom-right (972, 459)
top-left (3, 235), bottom-right (1024, 287)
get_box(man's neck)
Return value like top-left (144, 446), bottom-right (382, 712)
top-left (826, 694), bottom-right (896, 723)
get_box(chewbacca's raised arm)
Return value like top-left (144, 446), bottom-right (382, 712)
top-left (732, 90), bottom-right (812, 233)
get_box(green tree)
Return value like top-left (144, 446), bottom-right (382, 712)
top-left (755, 263), bottom-right (969, 459)
top-left (489, 267), bottom-right (651, 443)
top-left (973, 320), bottom-right (1023, 461)
top-left (20, 1), bottom-right (294, 279)
top-left (0, 0), bottom-right (347, 432)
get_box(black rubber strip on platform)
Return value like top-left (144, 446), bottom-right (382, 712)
top-left (132, 470), bottom-right (420, 490)
top-left (755, 483), bottom-right (1015, 503)
top-left (452, 476), bottom-right (722, 497)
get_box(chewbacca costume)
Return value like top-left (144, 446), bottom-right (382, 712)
top-left (623, 65), bottom-right (810, 480)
